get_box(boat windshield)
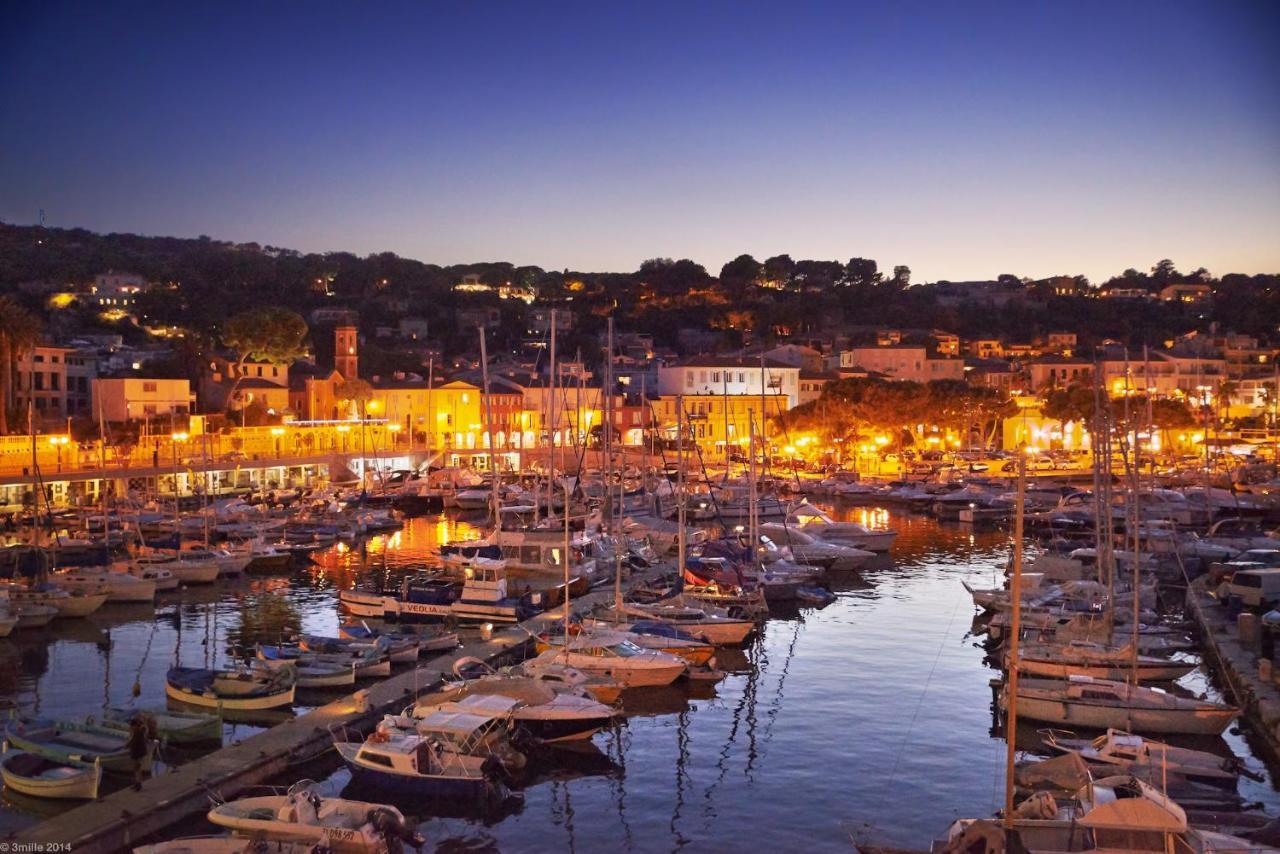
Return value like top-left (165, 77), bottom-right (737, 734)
top-left (613, 640), bottom-right (645, 657)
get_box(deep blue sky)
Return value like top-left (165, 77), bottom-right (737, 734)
top-left (3, 1), bottom-right (1278, 282)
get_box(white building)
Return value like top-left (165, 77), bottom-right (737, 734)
top-left (92, 378), bottom-right (193, 423)
top-left (657, 357), bottom-right (800, 409)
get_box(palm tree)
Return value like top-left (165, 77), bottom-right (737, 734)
top-left (0, 297), bottom-right (43, 435)
top-left (1218, 380), bottom-right (1239, 424)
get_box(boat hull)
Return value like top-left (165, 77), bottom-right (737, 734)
top-left (0, 750), bottom-right (101, 800)
top-left (335, 743), bottom-right (493, 800)
top-left (1015, 692), bottom-right (1236, 736)
top-left (165, 681), bottom-right (295, 712)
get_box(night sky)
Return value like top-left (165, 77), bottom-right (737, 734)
top-left (3, 1), bottom-right (1278, 281)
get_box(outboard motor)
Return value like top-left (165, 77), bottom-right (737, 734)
top-left (366, 806), bottom-right (425, 854)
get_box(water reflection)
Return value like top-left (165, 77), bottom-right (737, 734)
top-left (0, 504), bottom-right (1277, 848)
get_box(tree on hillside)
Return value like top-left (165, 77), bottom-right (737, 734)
top-left (1151, 259), bottom-right (1179, 284)
top-left (221, 307), bottom-right (309, 411)
top-left (0, 297), bottom-right (43, 435)
top-left (891, 265), bottom-right (911, 288)
top-left (762, 255), bottom-right (795, 289)
top-left (843, 257), bottom-right (881, 288)
top-left (719, 254), bottom-right (763, 296)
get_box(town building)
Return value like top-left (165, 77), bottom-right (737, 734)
top-left (92, 378), bottom-right (192, 423)
top-left (14, 345), bottom-right (98, 424)
top-left (1025, 356), bottom-right (1094, 392)
top-left (199, 355), bottom-right (290, 413)
top-left (657, 357), bottom-right (800, 409)
top-left (838, 346), bottom-right (964, 384)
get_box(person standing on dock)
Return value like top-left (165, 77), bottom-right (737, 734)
top-left (127, 713), bottom-right (154, 791)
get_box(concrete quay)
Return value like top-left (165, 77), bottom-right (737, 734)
top-left (13, 577), bottom-right (644, 854)
top-left (1186, 576), bottom-right (1280, 766)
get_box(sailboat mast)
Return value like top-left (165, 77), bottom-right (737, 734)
top-left (548, 311), bottom-right (557, 521)
top-left (1003, 452), bottom-right (1027, 828)
top-left (748, 414), bottom-right (758, 547)
top-left (606, 317), bottom-right (623, 610)
top-left (676, 395), bottom-right (686, 582)
top-left (479, 327), bottom-right (499, 529)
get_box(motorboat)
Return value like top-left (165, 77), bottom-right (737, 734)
top-left (579, 620), bottom-right (716, 666)
top-left (758, 523), bottom-right (875, 570)
top-left (929, 774), bottom-right (1267, 853)
top-left (521, 633), bottom-right (686, 688)
top-left (165, 665), bottom-right (296, 712)
top-left (1203, 517), bottom-right (1280, 552)
top-left (115, 563), bottom-right (179, 592)
top-left (0, 749), bottom-right (100, 800)
top-left (207, 781), bottom-right (422, 852)
top-left (1006, 675), bottom-right (1238, 736)
top-left (333, 725), bottom-right (505, 801)
top-left (361, 576), bottom-right (460, 623)
top-left (0, 582), bottom-right (108, 618)
top-left (132, 551), bottom-right (220, 584)
top-left (1044, 728), bottom-right (1247, 790)
top-left (510, 657), bottom-right (624, 705)
top-left (414, 663), bottom-right (616, 744)
top-left (450, 563), bottom-right (538, 624)
top-left (52, 567), bottom-right (155, 603)
top-left (599, 601), bottom-right (754, 646)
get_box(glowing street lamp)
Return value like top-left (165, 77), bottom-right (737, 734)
top-left (270, 426), bottom-right (285, 458)
top-left (47, 435), bottom-right (69, 471)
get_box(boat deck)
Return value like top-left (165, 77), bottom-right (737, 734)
top-left (13, 568), bottom-right (662, 854)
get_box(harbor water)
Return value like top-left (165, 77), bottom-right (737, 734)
top-left (3, 503), bottom-right (1278, 851)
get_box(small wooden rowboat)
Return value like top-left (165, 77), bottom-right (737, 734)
top-left (0, 749), bottom-right (101, 800)
top-left (165, 666), bottom-right (296, 712)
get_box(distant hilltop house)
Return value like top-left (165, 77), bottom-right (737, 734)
top-left (91, 270), bottom-right (147, 308)
top-left (452, 273), bottom-right (535, 303)
top-left (1159, 283), bottom-right (1213, 304)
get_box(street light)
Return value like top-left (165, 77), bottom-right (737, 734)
top-left (47, 435), bottom-right (69, 471)
top-left (270, 426), bottom-right (285, 458)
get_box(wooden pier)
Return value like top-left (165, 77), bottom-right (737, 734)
top-left (1186, 576), bottom-right (1280, 767)
top-left (12, 579), bottom-right (637, 853)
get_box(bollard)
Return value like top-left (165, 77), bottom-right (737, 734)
top-left (353, 689), bottom-right (371, 713)
top-left (1239, 613), bottom-right (1260, 649)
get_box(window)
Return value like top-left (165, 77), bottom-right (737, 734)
top-left (33, 373), bottom-right (43, 391)
top-left (256, 366), bottom-right (263, 377)
top-left (711, 371), bottom-right (720, 383)
top-left (50, 375), bottom-right (59, 390)
top-left (51, 355), bottom-right (60, 364)
top-left (33, 354), bottom-right (43, 363)
top-left (699, 371), bottom-right (707, 383)
top-left (143, 382), bottom-right (157, 393)
top-left (738, 372), bottom-right (745, 383)
top-left (685, 373), bottom-right (694, 388)
top-left (143, 404), bottom-right (157, 415)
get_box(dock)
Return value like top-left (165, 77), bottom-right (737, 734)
top-left (1186, 576), bottom-right (1280, 766)
top-left (13, 577), bottom-right (642, 853)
